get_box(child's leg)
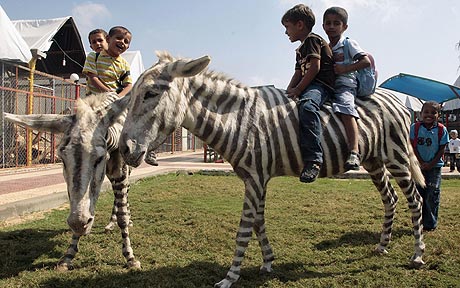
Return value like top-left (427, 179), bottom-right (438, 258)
top-left (332, 86), bottom-right (360, 170)
top-left (297, 83), bottom-right (329, 183)
top-left (420, 168), bottom-right (442, 230)
top-left (341, 114), bottom-right (359, 153)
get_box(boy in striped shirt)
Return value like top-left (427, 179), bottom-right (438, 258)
top-left (83, 26), bottom-right (133, 97)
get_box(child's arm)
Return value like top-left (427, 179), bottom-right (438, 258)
top-left (287, 70), bottom-right (301, 92)
top-left (117, 84), bottom-right (132, 97)
top-left (287, 57), bottom-right (320, 99)
top-left (334, 55), bottom-right (371, 75)
top-left (87, 72), bottom-right (111, 93)
top-left (420, 144), bottom-right (447, 171)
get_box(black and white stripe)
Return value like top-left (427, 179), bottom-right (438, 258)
top-left (120, 53), bottom-right (425, 288)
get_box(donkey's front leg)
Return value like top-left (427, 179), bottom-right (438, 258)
top-left (56, 234), bottom-right (80, 271)
top-left (215, 182), bottom-right (260, 288)
top-left (107, 154), bottom-right (140, 269)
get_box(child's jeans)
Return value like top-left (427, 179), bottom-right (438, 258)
top-left (417, 167), bottom-right (442, 230)
top-left (449, 153), bottom-right (460, 171)
top-left (297, 82), bottom-right (331, 165)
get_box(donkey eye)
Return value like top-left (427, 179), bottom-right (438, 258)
top-left (94, 156), bottom-right (104, 168)
top-left (144, 91), bottom-right (158, 100)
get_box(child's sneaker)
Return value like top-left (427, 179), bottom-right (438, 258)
top-left (300, 162), bottom-right (321, 183)
top-left (145, 151), bottom-right (158, 166)
top-left (345, 152), bottom-right (360, 171)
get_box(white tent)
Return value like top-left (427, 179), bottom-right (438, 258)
top-left (122, 51), bottom-right (145, 83)
top-left (11, 16), bottom-right (86, 78)
top-left (392, 91), bottom-right (424, 111)
top-left (442, 75), bottom-right (460, 111)
top-left (13, 16), bottom-right (72, 52)
top-left (0, 5), bottom-right (31, 63)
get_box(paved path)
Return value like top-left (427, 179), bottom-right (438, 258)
top-left (0, 151), bottom-right (232, 221)
top-left (0, 150), bottom-right (458, 222)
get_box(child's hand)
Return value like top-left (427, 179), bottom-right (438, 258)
top-left (420, 162), bottom-right (432, 171)
top-left (334, 64), bottom-right (348, 75)
top-left (287, 87), bottom-right (301, 100)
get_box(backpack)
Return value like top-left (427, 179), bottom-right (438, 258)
top-left (343, 37), bottom-right (377, 97)
top-left (411, 121), bottom-right (444, 150)
top-left (95, 52), bottom-right (130, 94)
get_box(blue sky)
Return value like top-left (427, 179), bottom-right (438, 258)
top-left (3, 0), bottom-right (460, 88)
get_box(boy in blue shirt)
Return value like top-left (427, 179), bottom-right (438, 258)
top-left (322, 7), bottom-right (371, 171)
top-left (410, 101), bottom-right (449, 232)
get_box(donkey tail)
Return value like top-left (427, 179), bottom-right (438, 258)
top-left (407, 138), bottom-right (425, 188)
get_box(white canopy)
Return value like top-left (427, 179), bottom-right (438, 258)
top-left (442, 75), bottom-right (460, 111)
top-left (12, 16), bottom-right (71, 52)
top-left (392, 91), bottom-right (424, 112)
top-left (122, 51), bottom-right (145, 83)
top-left (0, 5), bottom-right (31, 63)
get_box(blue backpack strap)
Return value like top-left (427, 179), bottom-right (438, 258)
top-left (343, 37), bottom-right (351, 64)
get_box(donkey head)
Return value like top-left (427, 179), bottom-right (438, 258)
top-left (120, 51), bottom-right (210, 167)
top-left (4, 93), bottom-right (129, 236)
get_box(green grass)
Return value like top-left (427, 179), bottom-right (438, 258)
top-left (1, 174), bottom-right (459, 288)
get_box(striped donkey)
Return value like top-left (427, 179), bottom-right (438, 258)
top-left (4, 92), bottom-right (140, 270)
top-left (119, 52), bottom-right (425, 288)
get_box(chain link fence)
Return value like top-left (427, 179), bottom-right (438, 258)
top-left (1, 60), bottom-right (203, 169)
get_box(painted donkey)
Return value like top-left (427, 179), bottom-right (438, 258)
top-left (119, 52), bottom-right (425, 288)
top-left (4, 92), bottom-right (140, 270)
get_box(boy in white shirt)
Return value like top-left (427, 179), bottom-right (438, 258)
top-left (448, 129), bottom-right (460, 172)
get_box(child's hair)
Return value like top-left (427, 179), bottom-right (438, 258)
top-left (281, 4), bottom-right (315, 30)
top-left (421, 101), bottom-right (442, 113)
top-left (323, 7), bottom-right (348, 25)
top-left (88, 28), bottom-right (107, 42)
top-left (108, 26), bottom-right (132, 37)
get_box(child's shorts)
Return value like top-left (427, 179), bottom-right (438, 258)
top-left (332, 85), bottom-right (359, 119)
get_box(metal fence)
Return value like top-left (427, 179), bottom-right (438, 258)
top-left (0, 60), bottom-right (203, 169)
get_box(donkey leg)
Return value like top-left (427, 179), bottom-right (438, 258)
top-left (362, 160), bottom-right (398, 255)
top-left (386, 164), bottom-right (425, 267)
top-left (253, 196), bottom-right (275, 274)
top-left (215, 182), bottom-right (261, 288)
top-left (105, 196), bottom-right (133, 232)
top-left (56, 234), bottom-right (81, 271)
top-left (107, 154), bottom-right (140, 269)
top-left (104, 204), bottom-right (118, 232)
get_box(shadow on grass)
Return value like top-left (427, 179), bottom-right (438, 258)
top-left (0, 228), bottom-right (67, 278)
top-left (314, 227), bottom-right (414, 250)
top-left (39, 261), bottom-right (345, 288)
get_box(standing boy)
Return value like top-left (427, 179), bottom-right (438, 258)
top-left (448, 129), bottom-right (460, 172)
top-left (281, 4), bottom-right (335, 183)
top-left (83, 26), bottom-right (133, 97)
top-left (322, 7), bottom-right (371, 170)
top-left (410, 101), bottom-right (449, 232)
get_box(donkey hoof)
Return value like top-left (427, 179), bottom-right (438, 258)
top-left (409, 255), bottom-right (425, 269)
top-left (127, 259), bottom-right (141, 269)
top-left (374, 245), bottom-right (389, 255)
top-left (104, 222), bottom-right (115, 233)
top-left (56, 261), bottom-right (73, 271)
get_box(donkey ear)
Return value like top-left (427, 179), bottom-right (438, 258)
top-left (171, 55), bottom-right (211, 78)
top-left (4, 112), bottom-right (74, 134)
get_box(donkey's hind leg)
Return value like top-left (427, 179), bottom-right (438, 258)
top-left (385, 162), bottom-right (425, 267)
top-left (362, 159), bottom-right (398, 255)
